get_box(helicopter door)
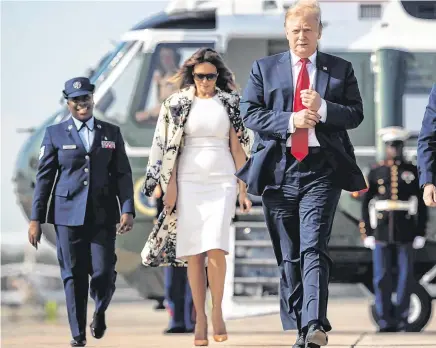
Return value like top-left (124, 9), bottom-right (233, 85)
top-left (124, 40), bottom-right (216, 153)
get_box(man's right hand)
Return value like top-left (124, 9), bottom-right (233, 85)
top-left (293, 109), bottom-right (321, 129)
top-left (28, 221), bottom-right (42, 249)
top-left (423, 184), bottom-right (436, 207)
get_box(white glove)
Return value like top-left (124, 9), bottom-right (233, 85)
top-left (363, 236), bottom-right (375, 250)
top-left (413, 236), bottom-right (426, 249)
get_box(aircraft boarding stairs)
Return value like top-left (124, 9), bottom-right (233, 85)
top-left (222, 195), bottom-right (280, 319)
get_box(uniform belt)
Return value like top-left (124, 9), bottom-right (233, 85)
top-left (374, 199), bottom-right (414, 212)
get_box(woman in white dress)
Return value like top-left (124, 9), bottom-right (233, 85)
top-left (141, 48), bottom-right (252, 346)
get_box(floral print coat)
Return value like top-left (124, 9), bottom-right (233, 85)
top-left (140, 85), bottom-right (252, 267)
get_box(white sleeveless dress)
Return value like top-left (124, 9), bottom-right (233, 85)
top-left (176, 95), bottom-right (237, 259)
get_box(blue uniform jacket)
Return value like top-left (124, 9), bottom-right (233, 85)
top-left (417, 83), bottom-right (436, 188)
top-left (31, 117), bottom-right (135, 226)
top-left (236, 51), bottom-right (367, 195)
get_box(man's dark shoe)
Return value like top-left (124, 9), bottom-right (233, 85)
top-left (90, 312), bottom-right (106, 339)
top-left (163, 327), bottom-right (194, 334)
top-left (292, 331), bottom-right (306, 348)
top-left (306, 323), bottom-right (327, 347)
top-left (70, 337), bottom-right (86, 347)
top-left (377, 326), bottom-right (397, 333)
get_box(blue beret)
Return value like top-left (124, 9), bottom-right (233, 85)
top-left (63, 77), bottom-right (95, 98)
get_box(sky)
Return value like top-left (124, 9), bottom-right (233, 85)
top-left (0, 0), bottom-right (168, 242)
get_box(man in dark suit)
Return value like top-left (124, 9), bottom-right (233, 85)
top-left (28, 77), bottom-right (135, 347)
top-left (361, 127), bottom-right (428, 332)
top-left (237, 1), bottom-right (366, 347)
top-left (417, 83), bottom-right (436, 208)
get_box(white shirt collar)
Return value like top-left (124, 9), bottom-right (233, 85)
top-left (290, 50), bottom-right (317, 67)
top-left (72, 116), bottom-right (94, 131)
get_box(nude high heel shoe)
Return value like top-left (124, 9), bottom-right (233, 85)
top-left (212, 309), bottom-right (228, 342)
top-left (194, 321), bottom-right (208, 346)
top-left (194, 339), bottom-right (209, 346)
top-left (213, 334), bottom-right (228, 342)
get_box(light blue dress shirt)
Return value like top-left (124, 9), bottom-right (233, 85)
top-left (72, 116), bottom-right (95, 152)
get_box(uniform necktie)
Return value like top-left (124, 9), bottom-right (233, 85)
top-left (79, 122), bottom-right (88, 131)
top-left (291, 58), bottom-right (310, 162)
top-left (79, 122), bottom-right (90, 152)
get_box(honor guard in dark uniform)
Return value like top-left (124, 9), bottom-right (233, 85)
top-left (152, 185), bottom-right (195, 334)
top-left (28, 77), bottom-right (135, 347)
top-left (360, 126), bottom-right (428, 332)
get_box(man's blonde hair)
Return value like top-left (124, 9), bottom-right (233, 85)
top-left (284, 0), bottom-right (323, 30)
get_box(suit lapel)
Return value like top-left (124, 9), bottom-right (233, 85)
top-left (90, 119), bottom-right (102, 153)
top-left (65, 117), bottom-right (86, 153)
top-left (277, 51), bottom-right (294, 111)
top-left (315, 52), bottom-right (330, 99)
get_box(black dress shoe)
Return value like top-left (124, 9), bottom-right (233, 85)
top-left (163, 327), bottom-right (194, 334)
top-left (292, 331), bottom-right (306, 348)
top-left (377, 326), bottom-right (397, 333)
top-left (70, 338), bottom-right (86, 347)
top-left (306, 324), bottom-right (327, 347)
top-left (90, 312), bottom-right (106, 339)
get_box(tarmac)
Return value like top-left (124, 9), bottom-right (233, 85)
top-left (2, 299), bottom-right (436, 348)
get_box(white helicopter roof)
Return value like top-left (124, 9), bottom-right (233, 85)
top-left (121, 0), bottom-right (435, 52)
top-left (351, 0), bottom-right (436, 51)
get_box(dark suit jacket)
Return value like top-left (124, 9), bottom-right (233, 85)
top-left (236, 50), bottom-right (367, 195)
top-left (31, 117), bottom-right (135, 226)
top-left (417, 83), bottom-right (436, 188)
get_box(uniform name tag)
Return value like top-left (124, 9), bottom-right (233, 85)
top-left (102, 141), bottom-right (115, 149)
top-left (63, 144), bottom-right (77, 150)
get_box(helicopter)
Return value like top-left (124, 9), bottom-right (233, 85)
top-left (13, 0), bottom-right (436, 329)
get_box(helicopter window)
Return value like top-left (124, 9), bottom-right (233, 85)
top-left (93, 43), bottom-right (150, 125)
top-left (87, 42), bottom-right (215, 148)
top-left (135, 43), bottom-right (213, 125)
top-left (91, 41), bottom-right (135, 88)
top-left (403, 52), bottom-right (436, 133)
top-left (325, 51), bottom-right (374, 147)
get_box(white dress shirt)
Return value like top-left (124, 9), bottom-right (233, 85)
top-left (287, 50), bottom-right (327, 147)
top-left (72, 116), bottom-right (95, 152)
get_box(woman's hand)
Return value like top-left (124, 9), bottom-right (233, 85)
top-left (238, 191), bottom-right (252, 213)
top-left (153, 184), bottom-right (162, 199)
top-left (163, 179), bottom-right (177, 214)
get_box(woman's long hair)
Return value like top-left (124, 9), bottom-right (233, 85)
top-left (168, 48), bottom-right (237, 93)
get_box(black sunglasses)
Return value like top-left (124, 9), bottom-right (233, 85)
top-left (193, 73), bottom-right (218, 81)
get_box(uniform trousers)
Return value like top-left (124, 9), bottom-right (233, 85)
top-left (164, 266), bottom-right (194, 330)
top-left (373, 243), bottom-right (415, 330)
top-left (55, 204), bottom-right (117, 339)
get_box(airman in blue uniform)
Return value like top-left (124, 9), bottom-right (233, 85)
top-left (28, 77), bottom-right (135, 347)
top-left (360, 127), bottom-right (428, 332)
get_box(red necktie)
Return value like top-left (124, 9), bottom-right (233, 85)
top-left (291, 58), bottom-right (310, 162)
